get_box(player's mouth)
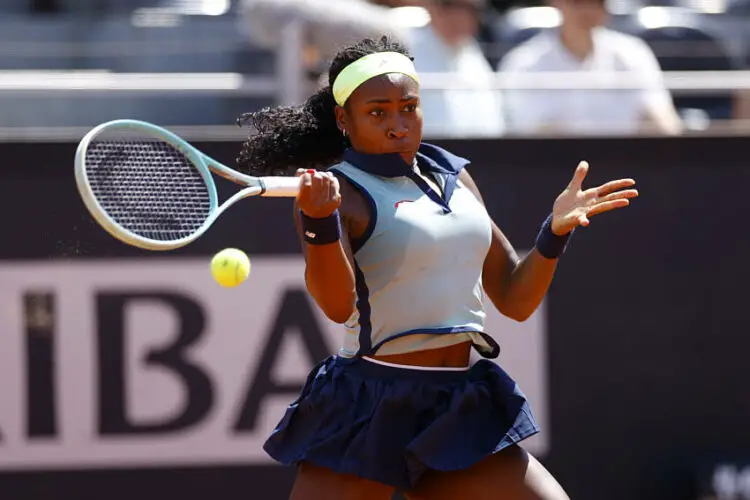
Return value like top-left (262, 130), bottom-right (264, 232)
top-left (382, 138), bottom-right (415, 152)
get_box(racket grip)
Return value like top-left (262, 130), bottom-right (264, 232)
top-left (260, 177), bottom-right (301, 197)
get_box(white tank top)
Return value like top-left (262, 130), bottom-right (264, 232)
top-left (329, 143), bottom-right (499, 359)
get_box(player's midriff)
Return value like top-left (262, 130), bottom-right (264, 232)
top-left (372, 340), bottom-right (473, 368)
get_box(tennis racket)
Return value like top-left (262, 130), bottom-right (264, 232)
top-left (74, 119), bottom-right (300, 251)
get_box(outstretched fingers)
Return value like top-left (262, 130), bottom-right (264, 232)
top-left (587, 198), bottom-right (631, 217)
top-left (593, 178), bottom-right (636, 197)
top-left (596, 188), bottom-right (639, 204)
top-left (568, 161), bottom-right (589, 190)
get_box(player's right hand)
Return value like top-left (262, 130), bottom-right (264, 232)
top-left (296, 168), bottom-right (342, 219)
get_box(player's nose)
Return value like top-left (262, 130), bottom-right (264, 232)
top-left (387, 120), bottom-right (408, 140)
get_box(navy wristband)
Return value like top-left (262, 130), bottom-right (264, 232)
top-left (300, 210), bottom-right (342, 245)
top-left (535, 214), bottom-right (572, 259)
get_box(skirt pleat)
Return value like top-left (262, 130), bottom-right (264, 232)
top-left (263, 356), bottom-right (539, 490)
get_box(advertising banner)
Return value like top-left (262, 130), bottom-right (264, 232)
top-left (0, 256), bottom-right (548, 470)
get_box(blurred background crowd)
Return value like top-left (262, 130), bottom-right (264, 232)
top-left (2, 0), bottom-right (749, 138)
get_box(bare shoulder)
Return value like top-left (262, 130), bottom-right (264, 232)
top-left (331, 170), bottom-right (371, 241)
top-left (459, 168), bottom-right (486, 205)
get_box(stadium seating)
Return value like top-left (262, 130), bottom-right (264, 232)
top-left (631, 7), bottom-right (738, 119)
top-left (2, 1), bottom-right (750, 128)
top-left (0, 11), bottom-right (275, 127)
top-left (491, 6), bottom-right (558, 61)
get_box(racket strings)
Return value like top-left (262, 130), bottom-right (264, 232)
top-left (85, 140), bottom-right (211, 241)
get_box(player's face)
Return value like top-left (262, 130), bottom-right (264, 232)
top-left (336, 73), bottom-right (423, 162)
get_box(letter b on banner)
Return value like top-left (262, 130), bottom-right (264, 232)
top-left (97, 291), bottom-right (214, 436)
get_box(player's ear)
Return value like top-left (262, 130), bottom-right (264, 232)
top-left (334, 105), bottom-right (348, 137)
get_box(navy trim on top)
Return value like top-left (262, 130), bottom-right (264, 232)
top-left (474, 332), bottom-right (501, 359)
top-left (340, 143), bottom-right (470, 213)
top-left (403, 169), bottom-right (450, 214)
top-left (368, 326), bottom-right (500, 359)
top-left (328, 168), bottom-right (376, 355)
top-left (352, 262), bottom-right (373, 356)
top-left (329, 168), bottom-right (378, 254)
top-left (368, 326), bottom-right (479, 355)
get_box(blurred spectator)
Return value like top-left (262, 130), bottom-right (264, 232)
top-left (369, 0), bottom-right (413, 5)
top-left (238, 0), bottom-right (408, 82)
top-left (239, 0), bottom-right (504, 138)
top-left (407, 0), bottom-right (505, 137)
top-left (498, 0), bottom-right (683, 136)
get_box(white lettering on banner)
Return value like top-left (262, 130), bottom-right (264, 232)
top-left (712, 465), bottom-right (750, 500)
top-left (0, 256), bottom-right (547, 470)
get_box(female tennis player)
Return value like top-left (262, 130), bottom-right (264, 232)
top-left (237, 36), bottom-right (637, 500)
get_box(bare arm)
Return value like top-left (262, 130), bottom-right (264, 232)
top-left (293, 203), bottom-right (357, 323)
top-left (733, 90), bottom-right (750, 120)
top-left (460, 170), bottom-right (557, 322)
top-left (634, 41), bottom-right (683, 136)
top-left (461, 160), bottom-right (637, 321)
top-left (640, 100), bottom-right (683, 136)
top-left (293, 171), bottom-right (357, 324)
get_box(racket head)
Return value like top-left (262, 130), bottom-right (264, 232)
top-left (74, 119), bottom-right (219, 251)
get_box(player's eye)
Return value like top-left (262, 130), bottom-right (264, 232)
top-left (403, 103), bottom-right (417, 113)
top-left (369, 109), bottom-right (384, 117)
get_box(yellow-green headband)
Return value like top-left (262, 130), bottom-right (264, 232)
top-left (332, 52), bottom-right (420, 107)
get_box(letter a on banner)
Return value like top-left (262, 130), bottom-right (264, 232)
top-left (233, 289), bottom-right (332, 433)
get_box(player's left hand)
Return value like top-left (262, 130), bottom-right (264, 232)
top-left (551, 161), bottom-right (639, 235)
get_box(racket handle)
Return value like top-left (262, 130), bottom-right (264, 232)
top-left (260, 176), bottom-right (300, 197)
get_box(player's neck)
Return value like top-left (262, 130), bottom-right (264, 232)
top-left (558, 24), bottom-right (594, 61)
top-left (400, 152), bottom-right (416, 166)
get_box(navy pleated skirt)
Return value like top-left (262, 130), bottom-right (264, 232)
top-left (263, 355), bottom-right (539, 491)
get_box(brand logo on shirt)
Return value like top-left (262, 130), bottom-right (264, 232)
top-left (394, 200), bottom-right (414, 209)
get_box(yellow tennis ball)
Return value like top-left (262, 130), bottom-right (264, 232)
top-left (210, 248), bottom-right (251, 288)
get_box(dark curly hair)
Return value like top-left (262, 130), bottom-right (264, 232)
top-left (236, 36), bottom-right (412, 176)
